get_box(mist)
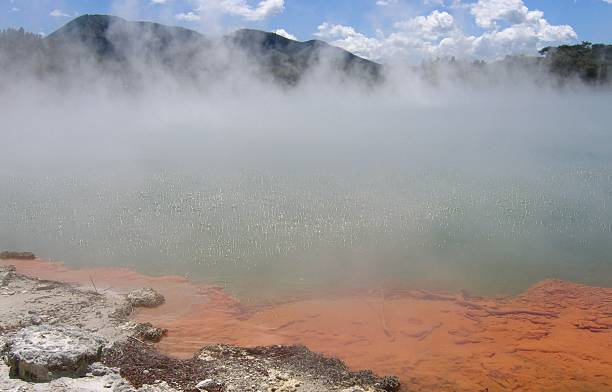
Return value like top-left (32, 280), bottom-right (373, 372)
top-left (1, 17), bottom-right (612, 299)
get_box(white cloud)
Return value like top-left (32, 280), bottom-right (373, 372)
top-left (315, 23), bottom-right (385, 60)
top-left (394, 10), bottom-right (454, 40)
top-left (471, 0), bottom-right (536, 29)
top-left (174, 11), bottom-right (201, 21)
top-left (10, 7), bottom-right (20, 12)
top-left (315, 1), bottom-right (576, 62)
top-left (49, 9), bottom-right (71, 18)
top-left (150, 0), bottom-right (168, 4)
top-left (195, 0), bottom-right (284, 21)
top-left (274, 28), bottom-right (297, 40)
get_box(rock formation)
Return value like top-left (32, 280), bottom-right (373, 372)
top-left (4, 324), bottom-right (107, 382)
top-left (127, 288), bottom-right (166, 308)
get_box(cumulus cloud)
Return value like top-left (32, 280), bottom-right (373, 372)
top-left (195, 0), bottom-right (284, 21)
top-left (49, 9), bottom-right (71, 18)
top-left (174, 11), bottom-right (201, 21)
top-left (315, 23), bottom-right (384, 60)
top-left (316, 0), bottom-right (576, 62)
top-left (274, 28), bottom-right (297, 40)
top-left (471, 0), bottom-right (539, 29)
top-left (394, 10), bottom-right (454, 40)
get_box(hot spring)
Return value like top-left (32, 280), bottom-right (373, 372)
top-left (1, 84), bottom-right (611, 300)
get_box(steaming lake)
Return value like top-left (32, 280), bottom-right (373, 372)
top-left (2, 88), bottom-right (612, 300)
top-left (2, 164), bottom-right (611, 299)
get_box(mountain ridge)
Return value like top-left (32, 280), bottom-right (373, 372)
top-left (43, 14), bottom-right (382, 84)
top-left (1, 14), bottom-right (610, 86)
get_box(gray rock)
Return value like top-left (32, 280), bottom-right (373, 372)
top-left (113, 379), bottom-right (137, 392)
top-left (89, 362), bottom-right (114, 376)
top-left (110, 302), bottom-right (134, 320)
top-left (36, 283), bottom-right (57, 291)
top-left (5, 324), bottom-right (107, 382)
top-left (196, 378), bottom-right (215, 390)
top-left (133, 322), bottom-right (167, 343)
top-left (0, 265), bottom-right (16, 287)
top-left (126, 288), bottom-right (165, 308)
top-left (276, 373), bottom-right (290, 381)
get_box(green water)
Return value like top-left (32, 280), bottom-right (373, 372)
top-left (2, 165), bottom-right (611, 299)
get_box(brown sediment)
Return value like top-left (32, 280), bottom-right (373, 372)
top-left (2, 258), bottom-right (612, 391)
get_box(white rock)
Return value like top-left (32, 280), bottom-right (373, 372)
top-left (5, 324), bottom-right (107, 382)
top-left (0, 265), bottom-right (15, 286)
top-left (196, 378), bottom-right (215, 390)
top-left (126, 288), bottom-right (165, 308)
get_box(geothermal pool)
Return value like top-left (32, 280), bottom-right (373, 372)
top-left (2, 165), bottom-right (611, 299)
top-left (2, 88), bottom-right (612, 300)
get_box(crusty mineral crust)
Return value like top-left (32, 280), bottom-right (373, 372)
top-left (127, 288), bottom-right (166, 308)
top-left (5, 324), bottom-right (107, 382)
top-left (0, 265), bottom-right (15, 287)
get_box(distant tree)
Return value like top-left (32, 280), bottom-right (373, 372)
top-left (538, 41), bottom-right (612, 83)
top-left (0, 27), bottom-right (47, 72)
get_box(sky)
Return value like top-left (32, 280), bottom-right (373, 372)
top-left (1, 0), bottom-right (611, 62)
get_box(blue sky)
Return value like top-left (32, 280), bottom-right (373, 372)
top-left (2, 0), bottom-right (611, 61)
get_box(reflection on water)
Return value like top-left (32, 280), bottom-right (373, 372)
top-left (2, 165), bottom-right (611, 299)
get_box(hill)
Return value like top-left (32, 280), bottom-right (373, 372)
top-left (1, 15), bottom-right (610, 87)
top-left (0, 14), bottom-right (382, 85)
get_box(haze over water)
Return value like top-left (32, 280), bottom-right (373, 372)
top-left (2, 83), bottom-right (611, 300)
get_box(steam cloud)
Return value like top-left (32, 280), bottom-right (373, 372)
top-left (1, 17), bottom-right (611, 298)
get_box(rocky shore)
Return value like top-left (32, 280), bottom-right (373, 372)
top-left (3, 255), bottom-right (612, 391)
top-left (0, 263), bottom-right (400, 392)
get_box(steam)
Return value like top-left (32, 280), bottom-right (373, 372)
top-left (1, 17), bottom-right (611, 298)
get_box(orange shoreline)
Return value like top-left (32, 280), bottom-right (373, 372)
top-left (2, 258), bottom-right (612, 391)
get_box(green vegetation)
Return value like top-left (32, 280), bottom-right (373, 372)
top-left (540, 41), bottom-right (612, 83)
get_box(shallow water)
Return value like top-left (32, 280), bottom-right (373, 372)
top-left (2, 164), bottom-right (611, 299)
